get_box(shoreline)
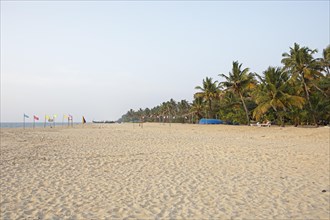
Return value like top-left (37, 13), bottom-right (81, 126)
top-left (1, 121), bottom-right (329, 129)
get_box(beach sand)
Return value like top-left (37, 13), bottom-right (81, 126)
top-left (1, 123), bottom-right (329, 219)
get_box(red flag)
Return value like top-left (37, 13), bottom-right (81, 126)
top-left (34, 115), bottom-right (39, 120)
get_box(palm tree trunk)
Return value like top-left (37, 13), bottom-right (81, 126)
top-left (239, 92), bottom-right (250, 125)
top-left (208, 100), bottom-right (212, 118)
top-left (311, 81), bottom-right (328, 97)
top-left (302, 77), bottom-right (317, 125)
top-left (280, 115), bottom-right (285, 127)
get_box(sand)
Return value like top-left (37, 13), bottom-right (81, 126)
top-left (0, 123), bottom-right (329, 219)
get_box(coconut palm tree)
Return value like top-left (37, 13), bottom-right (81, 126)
top-left (218, 91), bottom-right (246, 124)
top-left (177, 99), bottom-right (191, 122)
top-left (281, 43), bottom-right (323, 125)
top-left (219, 61), bottom-right (255, 125)
top-left (252, 67), bottom-right (305, 126)
top-left (194, 77), bottom-right (219, 118)
top-left (318, 45), bottom-right (330, 75)
top-left (190, 97), bottom-right (205, 123)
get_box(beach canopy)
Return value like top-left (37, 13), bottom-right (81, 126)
top-left (199, 118), bottom-right (223, 124)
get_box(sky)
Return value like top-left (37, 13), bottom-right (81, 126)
top-left (1, 1), bottom-right (329, 122)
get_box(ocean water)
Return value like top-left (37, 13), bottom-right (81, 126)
top-left (0, 122), bottom-right (80, 128)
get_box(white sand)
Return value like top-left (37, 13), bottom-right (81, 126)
top-left (1, 123), bottom-right (329, 219)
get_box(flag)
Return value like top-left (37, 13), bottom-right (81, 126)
top-left (53, 114), bottom-right (57, 118)
top-left (82, 116), bottom-right (86, 124)
top-left (34, 115), bottom-right (39, 120)
top-left (24, 114), bottom-right (29, 118)
top-left (63, 114), bottom-right (68, 119)
top-left (45, 115), bottom-right (50, 120)
top-left (68, 115), bottom-right (73, 120)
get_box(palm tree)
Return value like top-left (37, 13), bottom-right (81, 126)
top-left (281, 43), bottom-right (323, 125)
top-left (219, 91), bottom-right (246, 124)
top-left (122, 109), bottom-right (136, 122)
top-left (219, 61), bottom-right (255, 125)
top-left (178, 100), bottom-right (190, 114)
top-left (252, 67), bottom-right (305, 126)
top-left (159, 102), bottom-right (168, 122)
top-left (190, 97), bottom-right (205, 123)
top-left (195, 77), bottom-right (219, 118)
top-left (318, 45), bottom-right (330, 75)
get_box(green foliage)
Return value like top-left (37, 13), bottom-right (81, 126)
top-left (281, 43), bottom-right (324, 125)
top-left (119, 43), bottom-right (330, 126)
top-left (120, 99), bottom-right (192, 123)
top-left (219, 61), bottom-right (256, 125)
top-left (252, 67), bottom-right (305, 126)
top-left (194, 77), bottom-right (220, 118)
top-left (317, 45), bottom-right (330, 76)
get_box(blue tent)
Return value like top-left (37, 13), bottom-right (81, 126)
top-left (199, 118), bottom-right (223, 124)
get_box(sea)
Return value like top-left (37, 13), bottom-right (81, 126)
top-left (0, 122), bottom-right (81, 128)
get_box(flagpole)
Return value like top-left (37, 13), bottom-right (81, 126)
top-left (23, 114), bottom-right (25, 129)
top-left (33, 117), bottom-right (35, 129)
top-left (44, 115), bottom-right (46, 128)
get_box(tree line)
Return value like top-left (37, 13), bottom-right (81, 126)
top-left (120, 43), bottom-right (330, 126)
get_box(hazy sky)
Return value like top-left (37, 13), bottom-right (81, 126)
top-left (1, 1), bottom-right (329, 122)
